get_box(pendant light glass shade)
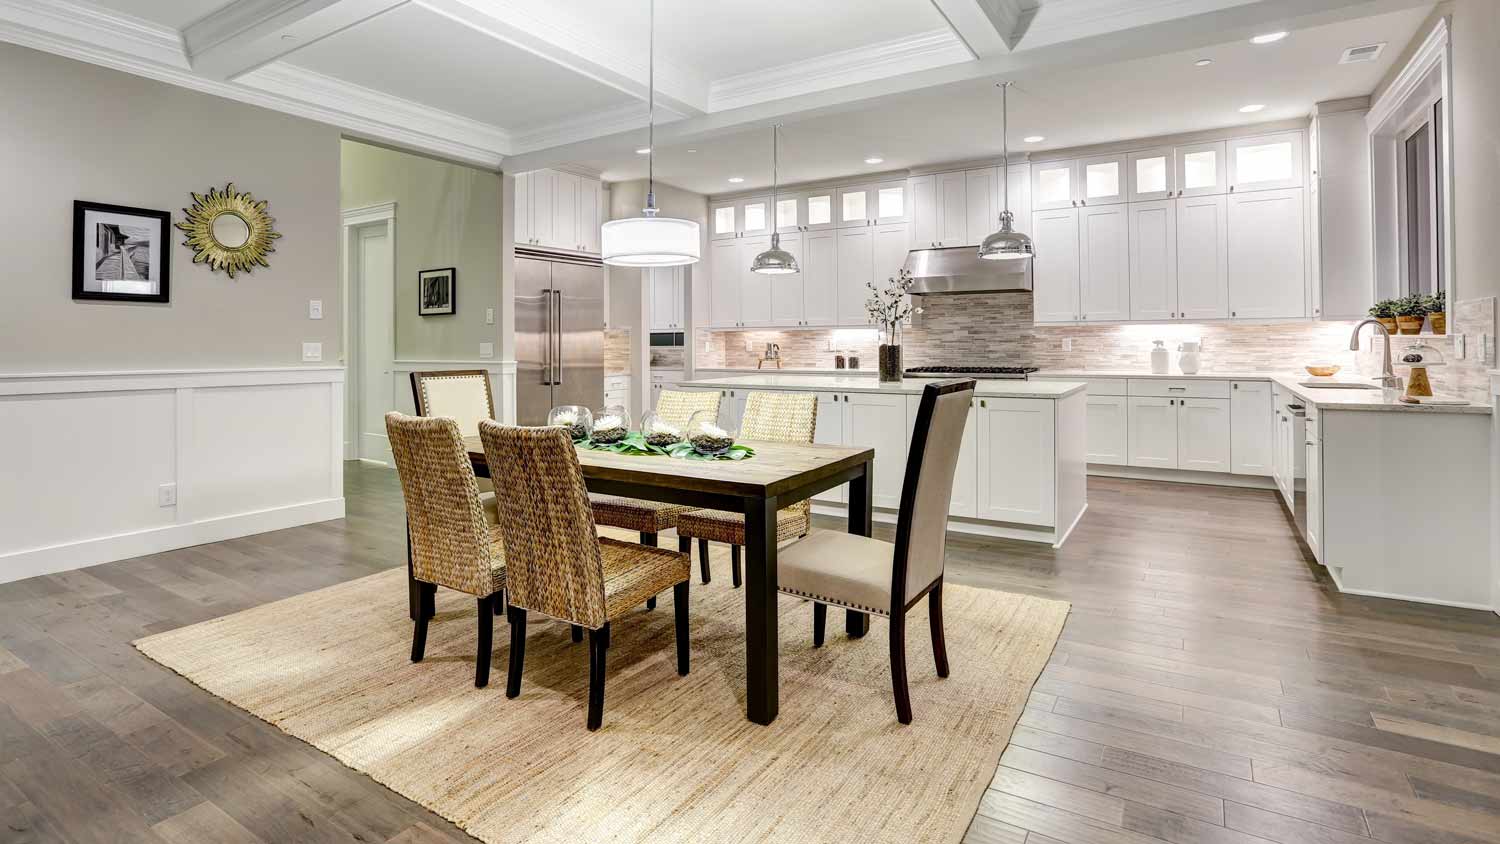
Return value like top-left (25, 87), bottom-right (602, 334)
top-left (979, 81), bottom-right (1033, 264)
top-left (602, 0), bottom-right (701, 268)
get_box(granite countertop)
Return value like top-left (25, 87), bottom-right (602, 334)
top-left (681, 373), bottom-right (1086, 399)
top-left (1035, 369), bottom-right (1491, 415)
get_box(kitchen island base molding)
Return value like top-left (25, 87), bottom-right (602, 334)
top-left (810, 502), bottom-right (1089, 548)
top-left (1086, 466), bottom-right (1277, 491)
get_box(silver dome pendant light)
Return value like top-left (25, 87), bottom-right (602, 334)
top-left (750, 124), bottom-right (798, 275)
top-left (979, 81), bottom-right (1034, 262)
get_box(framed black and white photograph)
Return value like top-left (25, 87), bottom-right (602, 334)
top-left (72, 200), bottom-right (172, 303)
top-left (418, 267), bottom-right (456, 316)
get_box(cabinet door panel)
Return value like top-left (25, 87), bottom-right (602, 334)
top-left (1127, 396), bottom-right (1178, 469)
top-left (711, 202), bottom-right (738, 240)
top-left (1176, 141), bottom-right (1226, 197)
top-left (649, 268), bottom-right (676, 330)
top-left (836, 227), bottom-right (873, 325)
top-left (1177, 398), bottom-right (1231, 473)
top-left (874, 180), bottom-right (910, 224)
top-left (1230, 381), bottom-right (1273, 476)
top-left (907, 395), bottom-right (977, 517)
top-left (801, 230), bottom-right (838, 326)
top-left (976, 398), bottom-right (1056, 526)
top-left (1128, 147), bottom-right (1174, 202)
top-left (552, 170), bottom-right (580, 249)
top-left (1078, 204), bottom-right (1130, 322)
top-left (579, 177), bottom-right (601, 253)
top-left (1176, 195), bottom-right (1229, 319)
top-left (1079, 154), bottom-right (1126, 205)
top-left (708, 239), bottom-right (741, 327)
top-left (1129, 200), bottom-right (1177, 320)
top-left (1229, 131), bottom-right (1304, 192)
top-left (769, 232), bottom-right (804, 325)
top-left (1228, 188), bottom-right (1306, 319)
top-left (1004, 163), bottom-right (1031, 244)
top-left (804, 192), bottom-right (835, 231)
top-left (1085, 395), bottom-right (1128, 465)
top-left (873, 223), bottom-right (910, 290)
top-left (775, 195), bottom-right (800, 234)
top-left (813, 392), bottom-right (844, 502)
top-left (514, 171), bottom-right (533, 245)
top-left (910, 175), bottom-right (937, 247)
top-left (937, 170), bottom-right (967, 247)
top-left (531, 169), bottom-right (556, 245)
top-left (740, 197), bottom-right (771, 237)
top-left (738, 236), bottom-right (773, 326)
top-left (965, 168), bottom-right (997, 248)
top-left (838, 186), bottom-right (870, 228)
top-left (1032, 208), bottom-right (1080, 323)
top-left (842, 392), bottom-right (907, 509)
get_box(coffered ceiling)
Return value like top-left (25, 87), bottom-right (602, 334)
top-left (0, 0), bottom-right (1437, 179)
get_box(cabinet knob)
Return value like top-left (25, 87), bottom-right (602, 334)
top-left (1231, 311), bottom-right (1237, 317)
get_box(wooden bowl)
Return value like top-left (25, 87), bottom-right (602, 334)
top-left (1305, 364), bottom-right (1341, 377)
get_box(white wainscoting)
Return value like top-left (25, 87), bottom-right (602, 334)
top-left (0, 367), bottom-right (346, 584)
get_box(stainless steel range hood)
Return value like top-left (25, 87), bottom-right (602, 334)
top-left (903, 246), bottom-right (1032, 295)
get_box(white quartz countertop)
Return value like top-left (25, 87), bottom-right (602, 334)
top-left (681, 373), bottom-right (1086, 399)
top-left (693, 367), bottom-right (877, 377)
top-left (1034, 369), bottom-right (1490, 414)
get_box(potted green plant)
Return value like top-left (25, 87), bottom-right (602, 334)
top-left (1393, 295), bottom-right (1426, 334)
top-left (1368, 299), bottom-right (1399, 334)
top-left (1424, 290), bottom-right (1447, 335)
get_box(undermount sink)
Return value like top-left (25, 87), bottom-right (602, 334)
top-left (1297, 381), bottom-right (1380, 390)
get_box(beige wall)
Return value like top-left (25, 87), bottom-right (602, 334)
top-left (341, 140), bottom-right (502, 361)
top-left (1450, 0), bottom-right (1500, 304)
top-left (0, 44), bottom-right (341, 372)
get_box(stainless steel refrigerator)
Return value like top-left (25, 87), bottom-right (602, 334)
top-left (515, 250), bottom-right (605, 425)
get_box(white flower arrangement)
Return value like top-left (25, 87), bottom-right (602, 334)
top-left (865, 267), bottom-right (922, 339)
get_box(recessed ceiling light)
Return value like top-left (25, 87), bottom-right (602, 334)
top-left (687, 149), bottom-right (697, 153)
top-left (1023, 135), bottom-right (1045, 143)
top-left (727, 177), bottom-right (744, 183)
top-left (864, 156), bottom-right (884, 165)
top-left (1251, 31), bottom-right (1288, 44)
top-left (1239, 103), bottom-right (1266, 113)
top-left (635, 147), bottom-right (651, 155)
top-left (1194, 58), bottom-right (1213, 67)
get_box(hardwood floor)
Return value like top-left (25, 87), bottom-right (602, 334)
top-left (3, 463), bottom-right (1498, 843)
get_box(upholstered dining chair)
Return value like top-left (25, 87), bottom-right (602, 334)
top-left (589, 388), bottom-right (721, 600)
top-left (385, 412), bottom-right (507, 688)
top-left (676, 390), bottom-right (817, 586)
top-left (775, 379), bottom-right (975, 724)
top-left (410, 369), bottom-right (495, 490)
top-left (478, 420), bottom-right (691, 731)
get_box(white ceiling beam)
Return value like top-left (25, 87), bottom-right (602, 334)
top-left (414, 0), bottom-right (710, 117)
top-left (928, 0), bottom-right (1029, 56)
top-left (505, 0), bottom-right (1434, 172)
top-left (183, 0), bottom-right (406, 80)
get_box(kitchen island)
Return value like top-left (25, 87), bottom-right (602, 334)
top-left (679, 374), bottom-right (1089, 546)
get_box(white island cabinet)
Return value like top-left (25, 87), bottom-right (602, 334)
top-left (678, 374), bottom-right (1089, 547)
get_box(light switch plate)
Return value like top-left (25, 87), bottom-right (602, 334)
top-left (157, 483), bottom-right (177, 507)
top-left (308, 299), bottom-right (323, 319)
top-left (302, 342), bottom-right (322, 362)
top-left (485, 307), bottom-right (495, 325)
top-left (479, 342), bottom-right (494, 359)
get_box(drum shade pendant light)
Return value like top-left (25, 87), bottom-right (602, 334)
top-left (979, 82), bottom-right (1034, 262)
top-left (601, 0), bottom-right (700, 267)
top-left (751, 125), bottom-right (798, 275)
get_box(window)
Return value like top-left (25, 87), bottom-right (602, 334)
top-left (1400, 99), bottom-right (1444, 296)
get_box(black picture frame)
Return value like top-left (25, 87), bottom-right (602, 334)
top-left (418, 267), bottom-right (457, 316)
top-left (72, 200), bottom-right (172, 303)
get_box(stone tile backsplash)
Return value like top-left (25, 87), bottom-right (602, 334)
top-left (604, 328), bottom-right (631, 376)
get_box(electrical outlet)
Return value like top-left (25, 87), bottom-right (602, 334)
top-left (485, 307), bottom-right (495, 325)
top-left (157, 483), bottom-right (177, 507)
top-left (302, 342), bottom-right (322, 362)
top-left (1455, 333), bottom-right (1467, 359)
top-left (479, 342), bottom-right (494, 359)
top-left (1062, 338), bottom-right (1073, 351)
top-left (308, 299), bottom-right (323, 319)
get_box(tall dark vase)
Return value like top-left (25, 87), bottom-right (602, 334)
top-left (878, 344), bottom-right (903, 383)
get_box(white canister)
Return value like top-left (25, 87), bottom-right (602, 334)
top-left (1150, 340), bottom-right (1169, 374)
top-left (1177, 340), bottom-right (1202, 375)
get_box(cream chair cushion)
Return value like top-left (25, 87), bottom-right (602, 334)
top-left (418, 374), bottom-right (493, 438)
top-left (777, 530), bottom-right (894, 617)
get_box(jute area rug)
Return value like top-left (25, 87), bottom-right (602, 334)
top-left (136, 535), bottom-right (1068, 844)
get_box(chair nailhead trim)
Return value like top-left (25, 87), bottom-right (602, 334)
top-left (778, 586), bottom-right (890, 617)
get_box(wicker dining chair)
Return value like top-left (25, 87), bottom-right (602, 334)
top-left (775, 379), bottom-right (974, 724)
top-left (589, 388), bottom-right (721, 601)
top-left (479, 421), bottom-right (691, 731)
top-left (675, 391), bottom-right (817, 586)
top-left (385, 412), bottom-right (507, 688)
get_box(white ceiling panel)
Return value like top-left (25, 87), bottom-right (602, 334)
top-left (579, 5), bottom-right (1430, 193)
top-left (85, 0), bottom-right (239, 29)
top-left (283, 2), bottom-right (638, 131)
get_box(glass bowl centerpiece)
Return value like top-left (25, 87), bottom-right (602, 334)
top-left (640, 412), bottom-right (685, 448)
top-left (590, 405), bottom-right (631, 444)
top-left (686, 410), bottom-right (736, 456)
top-left (546, 405), bottom-right (593, 442)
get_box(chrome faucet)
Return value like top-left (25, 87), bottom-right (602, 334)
top-left (1349, 319), bottom-right (1404, 392)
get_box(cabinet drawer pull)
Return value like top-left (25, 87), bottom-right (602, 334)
top-left (1168, 386), bottom-right (1186, 391)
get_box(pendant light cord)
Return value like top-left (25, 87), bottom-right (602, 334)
top-left (1000, 81), bottom-right (1010, 219)
top-left (646, 0), bottom-right (656, 215)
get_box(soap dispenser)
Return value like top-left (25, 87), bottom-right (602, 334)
top-left (1150, 340), bottom-right (1169, 375)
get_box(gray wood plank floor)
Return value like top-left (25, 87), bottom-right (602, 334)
top-left (3, 463), bottom-right (1498, 843)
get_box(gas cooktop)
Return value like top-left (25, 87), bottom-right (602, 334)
top-left (903, 365), bottom-right (1039, 380)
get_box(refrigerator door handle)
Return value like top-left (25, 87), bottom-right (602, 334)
top-left (553, 288), bottom-right (564, 386)
top-left (543, 287), bottom-right (555, 386)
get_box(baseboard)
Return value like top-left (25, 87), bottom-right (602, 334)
top-left (809, 502), bottom-right (1063, 545)
top-left (1087, 465), bottom-right (1278, 489)
top-left (0, 497), bottom-right (345, 584)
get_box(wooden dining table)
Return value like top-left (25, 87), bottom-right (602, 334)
top-left (462, 435), bottom-right (875, 725)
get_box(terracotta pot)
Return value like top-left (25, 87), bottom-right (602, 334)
top-left (1376, 317), bottom-right (1399, 334)
top-left (1395, 315), bottom-right (1424, 335)
top-left (1429, 311), bottom-right (1447, 335)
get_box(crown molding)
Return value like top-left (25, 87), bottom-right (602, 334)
top-left (511, 101), bottom-right (678, 156)
top-left (1366, 16), bottom-right (1448, 132)
top-left (1018, 0), bottom-right (1255, 48)
top-left (0, 0), bottom-right (187, 67)
top-left (707, 29), bottom-right (971, 113)
top-left (183, 0), bottom-right (310, 57)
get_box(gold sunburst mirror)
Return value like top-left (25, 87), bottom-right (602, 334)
top-left (176, 183), bottom-right (281, 278)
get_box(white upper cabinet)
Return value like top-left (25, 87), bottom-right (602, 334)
top-left (1228, 187), bottom-right (1306, 318)
top-left (1079, 154), bottom-right (1126, 206)
top-left (1128, 199), bottom-right (1177, 321)
top-left (910, 174), bottom-right (937, 247)
top-left (1176, 194), bottom-right (1229, 319)
top-left (531, 169), bottom-right (556, 246)
top-left (1003, 163), bottom-right (1031, 242)
top-left (774, 195), bottom-right (800, 234)
top-left (835, 226), bottom-right (874, 323)
top-left (707, 239), bottom-right (742, 327)
top-left (801, 229), bottom-right (839, 326)
top-left (552, 170), bottom-right (580, 251)
top-left (803, 190), bottom-right (836, 231)
top-left (1228, 131), bottom-right (1304, 193)
top-left (836, 180), bottom-right (908, 228)
top-left (912, 169), bottom-right (990, 248)
top-left (648, 266), bottom-right (685, 331)
top-left (513, 169), bottom-right (603, 253)
top-left (1032, 160), bottom-right (1076, 211)
top-left (1128, 147), bottom-right (1174, 202)
top-left (937, 171), bottom-right (968, 246)
top-left (710, 196), bottom-right (771, 239)
top-left (873, 222), bottom-right (911, 289)
top-left (965, 167), bottom-right (998, 247)
top-left (1032, 208), bottom-right (1081, 323)
top-left (1176, 141), bottom-right (1227, 197)
top-left (711, 201), bottom-right (738, 240)
top-left (514, 171), bottom-right (533, 246)
top-left (579, 179), bottom-right (601, 253)
top-left (738, 236), bottom-right (773, 326)
top-left (1078, 203), bottom-right (1130, 321)
top-left (768, 231), bottom-right (804, 325)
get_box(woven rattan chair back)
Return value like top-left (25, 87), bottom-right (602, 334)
top-left (739, 391), bottom-right (817, 442)
top-left (385, 412), bottom-right (496, 596)
top-left (654, 389), bottom-right (722, 429)
top-left (478, 421), bottom-right (609, 629)
top-left (411, 370), bottom-right (495, 438)
top-left (892, 380), bottom-right (975, 605)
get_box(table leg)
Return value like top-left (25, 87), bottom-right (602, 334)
top-left (744, 495), bottom-right (779, 725)
top-left (846, 460), bottom-right (872, 639)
